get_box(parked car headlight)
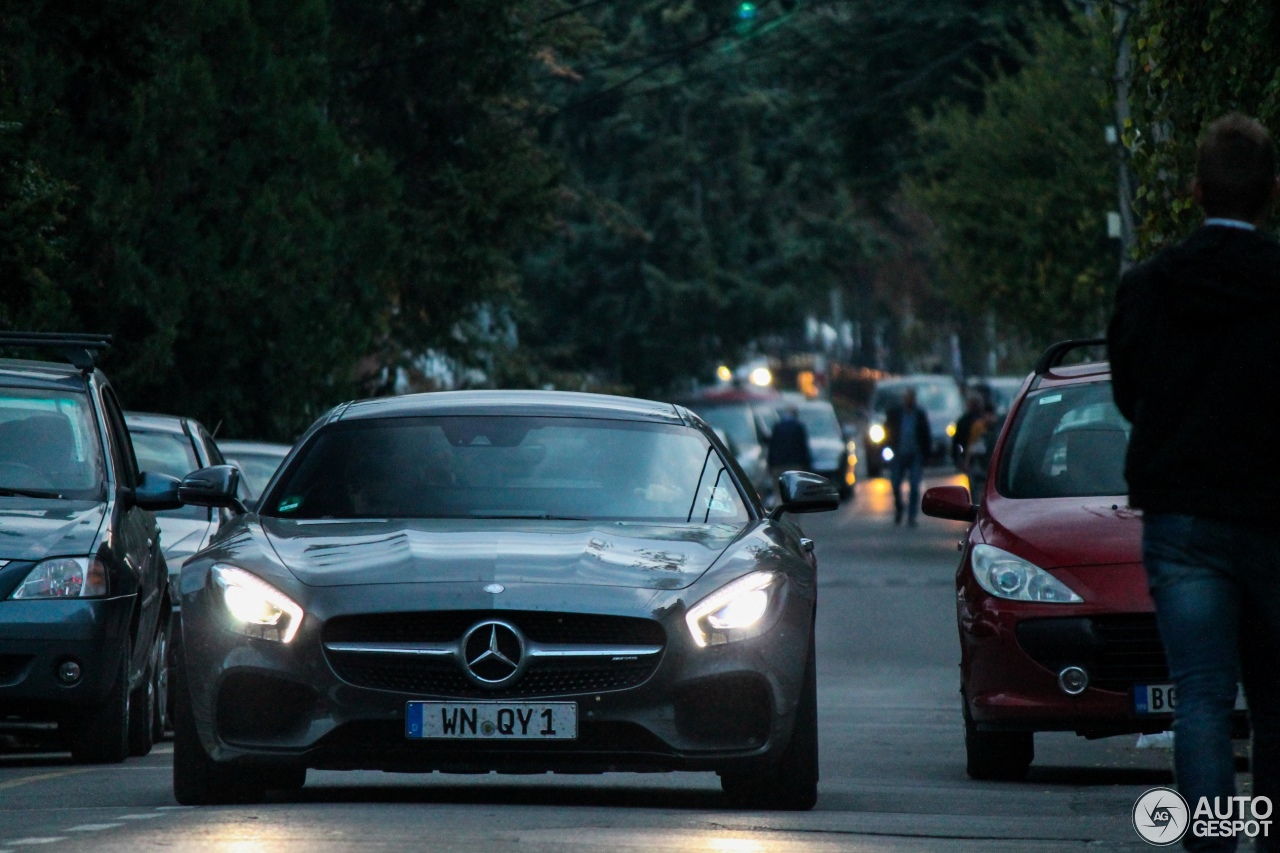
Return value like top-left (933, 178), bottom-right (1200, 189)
top-left (9, 557), bottom-right (107, 599)
top-left (210, 564), bottom-right (304, 642)
top-left (686, 571), bottom-right (780, 647)
top-left (970, 545), bottom-right (1083, 604)
top-left (868, 424), bottom-right (886, 444)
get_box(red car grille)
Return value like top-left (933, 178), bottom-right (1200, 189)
top-left (1016, 614), bottom-right (1169, 692)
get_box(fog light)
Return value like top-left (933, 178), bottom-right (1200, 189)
top-left (1058, 666), bottom-right (1088, 695)
top-left (57, 660), bottom-right (82, 685)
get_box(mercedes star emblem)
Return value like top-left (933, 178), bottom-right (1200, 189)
top-left (460, 620), bottom-right (525, 686)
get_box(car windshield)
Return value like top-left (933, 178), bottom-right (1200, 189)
top-left (689, 404), bottom-right (760, 453)
top-left (999, 381), bottom-right (1129, 498)
top-left (228, 452), bottom-right (288, 500)
top-left (872, 381), bottom-right (961, 416)
top-left (0, 388), bottom-right (105, 500)
top-left (264, 415), bottom-right (749, 523)
top-left (129, 430), bottom-right (208, 520)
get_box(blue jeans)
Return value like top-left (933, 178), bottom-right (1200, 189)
top-left (1144, 513), bottom-right (1280, 852)
top-left (889, 454), bottom-right (923, 522)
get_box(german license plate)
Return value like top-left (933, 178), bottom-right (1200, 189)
top-left (405, 701), bottom-right (577, 740)
top-left (1135, 684), bottom-right (1248, 714)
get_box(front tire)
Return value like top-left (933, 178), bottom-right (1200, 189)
top-left (152, 626), bottom-right (170, 741)
top-left (172, 638), bottom-right (264, 805)
top-left (964, 711), bottom-right (1033, 781)
top-left (720, 629), bottom-right (819, 811)
top-left (67, 640), bottom-right (131, 764)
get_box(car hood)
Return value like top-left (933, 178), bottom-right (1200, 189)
top-left (0, 498), bottom-right (106, 562)
top-left (260, 518), bottom-right (745, 590)
top-left (155, 516), bottom-right (211, 564)
top-left (980, 494), bottom-right (1141, 569)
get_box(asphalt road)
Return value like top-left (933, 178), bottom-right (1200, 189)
top-left (0, 473), bottom-right (1171, 852)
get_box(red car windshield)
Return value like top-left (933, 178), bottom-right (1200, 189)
top-left (998, 381), bottom-right (1130, 498)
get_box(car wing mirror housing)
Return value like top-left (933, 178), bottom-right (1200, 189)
top-left (770, 471), bottom-right (840, 518)
top-left (922, 485), bottom-right (977, 522)
top-left (133, 471), bottom-right (183, 512)
top-left (178, 465), bottom-right (247, 513)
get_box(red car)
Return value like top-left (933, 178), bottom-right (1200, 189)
top-left (923, 340), bottom-right (1245, 780)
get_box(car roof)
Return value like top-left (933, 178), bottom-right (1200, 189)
top-left (673, 388), bottom-right (780, 405)
top-left (219, 440), bottom-right (291, 456)
top-left (0, 358), bottom-right (95, 392)
top-left (1030, 360), bottom-right (1110, 389)
top-left (336, 390), bottom-right (686, 424)
top-left (124, 411), bottom-right (190, 434)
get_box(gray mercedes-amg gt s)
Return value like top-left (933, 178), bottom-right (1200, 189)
top-left (171, 391), bottom-right (838, 808)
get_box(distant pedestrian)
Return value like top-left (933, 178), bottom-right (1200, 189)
top-left (767, 406), bottom-right (812, 496)
top-left (953, 393), bottom-right (984, 468)
top-left (884, 388), bottom-right (931, 526)
top-left (962, 402), bottom-right (999, 504)
top-left (1109, 112), bottom-right (1280, 853)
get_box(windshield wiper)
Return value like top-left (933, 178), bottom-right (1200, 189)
top-left (0, 487), bottom-right (63, 499)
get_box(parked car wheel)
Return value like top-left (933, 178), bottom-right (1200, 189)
top-left (151, 627), bottom-right (170, 741)
top-left (128, 648), bottom-right (156, 757)
top-left (172, 638), bottom-right (264, 806)
top-left (720, 626), bottom-right (819, 810)
top-left (964, 704), bottom-right (1032, 781)
top-left (67, 641), bottom-right (131, 764)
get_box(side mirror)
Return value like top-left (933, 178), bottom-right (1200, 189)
top-left (178, 465), bottom-right (247, 513)
top-left (922, 485), bottom-right (977, 522)
top-left (770, 471), bottom-right (840, 518)
top-left (134, 471), bottom-right (182, 512)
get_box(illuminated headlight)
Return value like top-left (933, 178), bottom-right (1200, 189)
top-left (971, 545), bottom-right (1083, 604)
top-left (686, 571), bottom-right (780, 647)
top-left (881, 447), bottom-right (895, 462)
top-left (10, 557), bottom-right (107, 599)
top-left (946, 422), bottom-right (957, 437)
top-left (868, 424), bottom-right (886, 444)
top-left (211, 565), bottom-right (304, 643)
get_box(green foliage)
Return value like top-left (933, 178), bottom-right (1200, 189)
top-left (909, 14), bottom-right (1116, 342)
top-left (1129, 1), bottom-right (1280, 252)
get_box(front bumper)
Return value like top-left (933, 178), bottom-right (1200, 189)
top-left (180, 576), bottom-right (815, 774)
top-left (0, 595), bottom-right (134, 717)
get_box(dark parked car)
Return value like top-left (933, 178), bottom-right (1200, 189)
top-left (171, 391), bottom-right (837, 807)
top-left (760, 396), bottom-right (855, 501)
top-left (126, 411), bottom-right (236, 729)
top-left (217, 439), bottom-right (290, 502)
top-left (672, 388), bottom-right (778, 503)
top-left (923, 340), bottom-right (1246, 780)
top-left (0, 333), bottom-right (183, 762)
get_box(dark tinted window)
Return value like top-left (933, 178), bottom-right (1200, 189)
top-left (228, 452), bottom-right (287, 499)
top-left (264, 416), bottom-right (748, 523)
top-left (998, 381), bottom-right (1129, 498)
top-left (0, 387), bottom-right (106, 500)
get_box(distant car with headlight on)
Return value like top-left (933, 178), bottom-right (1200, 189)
top-left (864, 376), bottom-right (963, 476)
top-left (171, 390), bottom-right (838, 807)
top-left (923, 340), bottom-right (1246, 781)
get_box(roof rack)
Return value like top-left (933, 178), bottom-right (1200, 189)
top-left (1033, 338), bottom-right (1107, 376)
top-left (0, 332), bottom-right (113, 373)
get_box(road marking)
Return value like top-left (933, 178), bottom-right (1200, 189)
top-left (66, 824), bottom-right (123, 832)
top-left (117, 814), bottom-right (162, 820)
top-left (0, 769), bottom-right (93, 792)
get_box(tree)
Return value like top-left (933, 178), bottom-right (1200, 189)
top-left (909, 13), bottom-right (1116, 345)
top-left (1128, 0), bottom-right (1280, 253)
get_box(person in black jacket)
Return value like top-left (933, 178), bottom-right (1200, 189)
top-left (884, 388), bottom-right (931, 526)
top-left (1108, 112), bottom-right (1280, 852)
top-left (767, 406), bottom-right (813, 497)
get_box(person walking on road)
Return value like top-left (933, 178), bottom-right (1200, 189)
top-left (1109, 112), bottom-right (1280, 853)
top-left (953, 392), bottom-right (983, 468)
top-left (962, 402), bottom-right (999, 505)
top-left (767, 406), bottom-right (812, 497)
top-left (884, 387), bottom-right (931, 527)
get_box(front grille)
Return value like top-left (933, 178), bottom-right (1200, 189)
top-left (322, 610), bottom-right (665, 699)
top-left (1016, 614), bottom-right (1168, 692)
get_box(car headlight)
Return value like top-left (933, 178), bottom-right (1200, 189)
top-left (946, 422), bottom-right (957, 437)
top-left (210, 565), bottom-right (304, 643)
top-left (686, 571), bottom-right (780, 647)
top-left (881, 447), bottom-right (895, 462)
top-left (868, 424), bottom-right (886, 444)
top-left (970, 545), bottom-right (1083, 604)
top-left (10, 557), bottom-right (107, 599)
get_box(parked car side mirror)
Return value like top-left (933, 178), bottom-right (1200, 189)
top-left (922, 485), bottom-right (976, 522)
top-left (770, 471), bottom-right (840, 518)
top-left (178, 465), bottom-right (247, 513)
top-left (133, 471), bottom-right (183, 512)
